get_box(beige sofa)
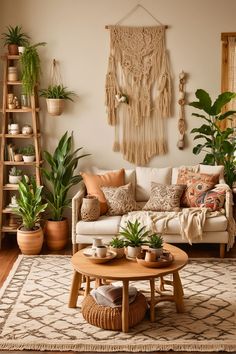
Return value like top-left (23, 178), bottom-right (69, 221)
top-left (72, 165), bottom-right (235, 258)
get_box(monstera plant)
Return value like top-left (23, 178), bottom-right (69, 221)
top-left (189, 89), bottom-right (236, 187)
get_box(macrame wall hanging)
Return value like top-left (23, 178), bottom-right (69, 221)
top-left (105, 4), bottom-right (172, 165)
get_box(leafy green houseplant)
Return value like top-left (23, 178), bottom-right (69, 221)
top-left (189, 89), bottom-right (236, 187)
top-left (42, 131), bottom-right (90, 250)
top-left (39, 84), bottom-right (76, 116)
top-left (20, 42), bottom-right (46, 96)
top-left (1, 25), bottom-right (30, 54)
top-left (109, 236), bottom-right (125, 258)
top-left (14, 176), bottom-right (47, 255)
top-left (119, 220), bottom-right (149, 258)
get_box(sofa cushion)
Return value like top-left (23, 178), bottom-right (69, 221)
top-left (194, 184), bottom-right (226, 211)
top-left (135, 167), bottom-right (172, 201)
top-left (171, 165), bottom-right (199, 184)
top-left (76, 215), bottom-right (121, 235)
top-left (199, 164), bottom-right (225, 183)
top-left (101, 183), bottom-right (140, 216)
top-left (143, 183), bottom-right (185, 212)
top-left (93, 167), bottom-right (136, 191)
top-left (177, 171), bottom-right (219, 207)
top-left (154, 212), bottom-right (227, 234)
top-left (80, 169), bottom-right (125, 215)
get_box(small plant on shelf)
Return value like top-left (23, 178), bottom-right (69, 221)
top-left (20, 144), bottom-right (35, 156)
top-left (1, 25), bottom-right (30, 54)
top-left (20, 42), bottom-right (46, 96)
top-left (9, 166), bottom-right (23, 184)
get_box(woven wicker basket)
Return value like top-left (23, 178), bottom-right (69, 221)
top-left (81, 292), bottom-right (147, 330)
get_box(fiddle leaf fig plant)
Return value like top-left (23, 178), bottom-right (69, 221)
top-left (189, 89), bottom-right (236, 187)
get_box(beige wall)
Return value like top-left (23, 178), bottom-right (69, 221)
top-left (1, 0), bottom-right (236, 172)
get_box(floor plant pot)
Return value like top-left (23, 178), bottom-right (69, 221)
top-left (45, 218), bottom-right (69, 251)
top-left (17, 226), bottom-right (43, 255)
top-left (46, 98), bottom-right (65, 116)
top-left (8, 44), bottom-right (19, 55)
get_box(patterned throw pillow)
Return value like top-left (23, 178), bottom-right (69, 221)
top-left (177, 170), bottom-right (219, 207)
top-left (101, 183), bottom-right (140, 216)
top-left (142, 183), bottom-right (186, 212)
top-left (195, 185), bottom-right (226, 211)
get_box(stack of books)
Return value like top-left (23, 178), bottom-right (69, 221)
top-left (91, 284), bottom-right (137, 307)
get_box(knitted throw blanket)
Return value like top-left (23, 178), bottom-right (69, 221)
top-left (120, 209), bottom-right (221, 245)
top-left (105, 25), bottom-right (171, 165)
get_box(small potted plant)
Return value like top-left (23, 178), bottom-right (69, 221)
top-left (119, 220), bottom-right (149, 259)
top-left (20, 144), bottom-right (35, 162)
top-left (39, 84), bottom-right (76, 116)
top-left (13, 176), bottom-right (47, 255)
top-left (9, 167), bottom-right (22, 184)
top-left (20, 42), bottom-right (46, 96)
top-left (148, 233), bottom-right (164, 256)
top-left (109, 236), bottom-right (125, 258)
top-left (1, 25), bottom-right (30, 55)
top-left (14, 148), bottom-right (23, 162)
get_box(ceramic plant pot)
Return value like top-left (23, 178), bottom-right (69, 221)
top-left (22, 155), bottom-right (35, 162)
top-left (17, 226), bottom-right (43, 255)
top-left (9, 175), bottom-right (22, 184)
top-left (127, 246), bottom-right (141, 259)
top-left (110, 246), bottom-right (124, 259)
top-left (8, 44), bottom-right (19, 55)
top-left (44, 218), bottom-right (69, 251)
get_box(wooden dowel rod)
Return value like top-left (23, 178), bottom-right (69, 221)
top-left (105, 25), bottom-right (168, 29)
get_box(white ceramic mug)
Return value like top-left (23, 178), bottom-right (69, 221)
top-left (96, 245), bottom-right (107, 258)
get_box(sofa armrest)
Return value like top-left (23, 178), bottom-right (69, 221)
top-left (224, 186), bottom-right (236, 250)
top-left (72, 181), bottom-right (86, 245)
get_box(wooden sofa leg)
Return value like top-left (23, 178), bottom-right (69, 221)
top-left (220, 244), bottom-right (225, 258)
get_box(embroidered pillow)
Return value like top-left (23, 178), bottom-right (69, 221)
top-left (101, 183), bottom-right (140, 216)
top-left (80, 169), bottom-right (125, 215)
top-left (195, 185), bottom-right (226, 211)
top-left (142, 183), bottom-right (186, 212)
top-left (177, 171), bottom-right (219, 207)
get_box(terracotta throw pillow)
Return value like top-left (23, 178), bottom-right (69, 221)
top-left (101, 183), bottom-right (140, 216)
top-left (177, 170), bottom-right (219, 207)
top-left (194, 185), bottom-right (226, 211)
top-left (80, 169), bottom-right (125, 215)
top-left (142, 183), bottom-right (186, 212)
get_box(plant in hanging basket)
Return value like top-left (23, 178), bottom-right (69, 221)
top-left (39, 84), bottom-right (76, 116)
top-left (1, 25), bottom-right (30, 55)
top-left (20, 42), bottom-right (46, 96)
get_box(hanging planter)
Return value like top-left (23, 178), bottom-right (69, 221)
top-left (39, 59), bottom-right (76, 116)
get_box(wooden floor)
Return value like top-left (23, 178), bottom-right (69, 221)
top-left (0, 234), bottom-right (236, 354)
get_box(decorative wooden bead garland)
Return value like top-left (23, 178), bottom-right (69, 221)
top-left (177, 71), bottom-right (187, 150)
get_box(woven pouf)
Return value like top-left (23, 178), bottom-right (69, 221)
top-left (81, 292), bottom-right (147, 330)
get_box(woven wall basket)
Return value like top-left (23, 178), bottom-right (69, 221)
top-left (81, 195), bottom-right (100, 221)
top-left (81, 292), bottom-right (147, 331)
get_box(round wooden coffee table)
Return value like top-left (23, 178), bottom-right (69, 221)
top-left (69, 243), bottom-right (188, 332)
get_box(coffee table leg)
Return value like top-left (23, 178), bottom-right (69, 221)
top-left (173, 271), bottom-right (184, 312)
top-left (149, 278), bottom-right (156, 322)
top-left (122, 280), bottom-right (129, 332)
top-left (85, 276), bottom-right (90, 296)
top-left (68, 271), bottom-right (82, 308)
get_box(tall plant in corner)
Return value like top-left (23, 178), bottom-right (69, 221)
top-left (189, 89), bottom-right (236, 187)
top-left (42, 131), bottom-right (90, 250)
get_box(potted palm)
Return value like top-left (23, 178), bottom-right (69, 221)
top-left (20, 42), bottom-right (46, 96)
top-left (189, 89), bottom-right (236, 187)
top-left (13, 176), bottom-right (47, 255)
top-left (39, 84), bottom-right (76, 116)
top-left (1, 25), bottom-right (30, 55)
top-left (20, 144), bottom-right (35, 162)
top-left (42, 131), bottom-right (90, 250)
top-left (119, 220), bottom-right (149, 259)
top-left (109, 236), bottom-right (125, 258)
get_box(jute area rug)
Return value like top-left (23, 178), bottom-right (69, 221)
top-left (0, 255), bottom-right (236, 352)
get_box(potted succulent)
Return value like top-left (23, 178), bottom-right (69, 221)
top-left (148, 233), bottom-right (163, 256)
top-left (42, 131), bottom-right (90, 250)
top-left (9, 167), bottom-right (22, 184)
top-left (20, 42), bottom-right (46, 96)
top-left (1, 25), bottom-right (30, 55)
top-left (13, 176), bottom-right (47, 255)
top-left (119, 220), bottom-right (149, 259)
top-left (189, 89), bottom-right (236, 187)
top-left (39, 84), bottom-right (76, 116)
top-left (109, 236), bottom-right (125, 258)
top-left (20, 144), bottom-right (35, 162)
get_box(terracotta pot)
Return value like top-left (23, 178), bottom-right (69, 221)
top-left (14, 154), bottom-right (23, 162)
top-left (46, 98), bottom-right (65, 116)
top-left (17, 226), bottom-right (43, 255)
top-left (109, 246), bottom-right (124, 259)
top-left (45, 218), bottom-right (69, 251)
top-left (8, 44), bottom-right (19, 55)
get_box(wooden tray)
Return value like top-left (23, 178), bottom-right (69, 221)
top-left (83, 249), bottom-right (117, 264)
top-left (136, 251), bottom-right (174, 268)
